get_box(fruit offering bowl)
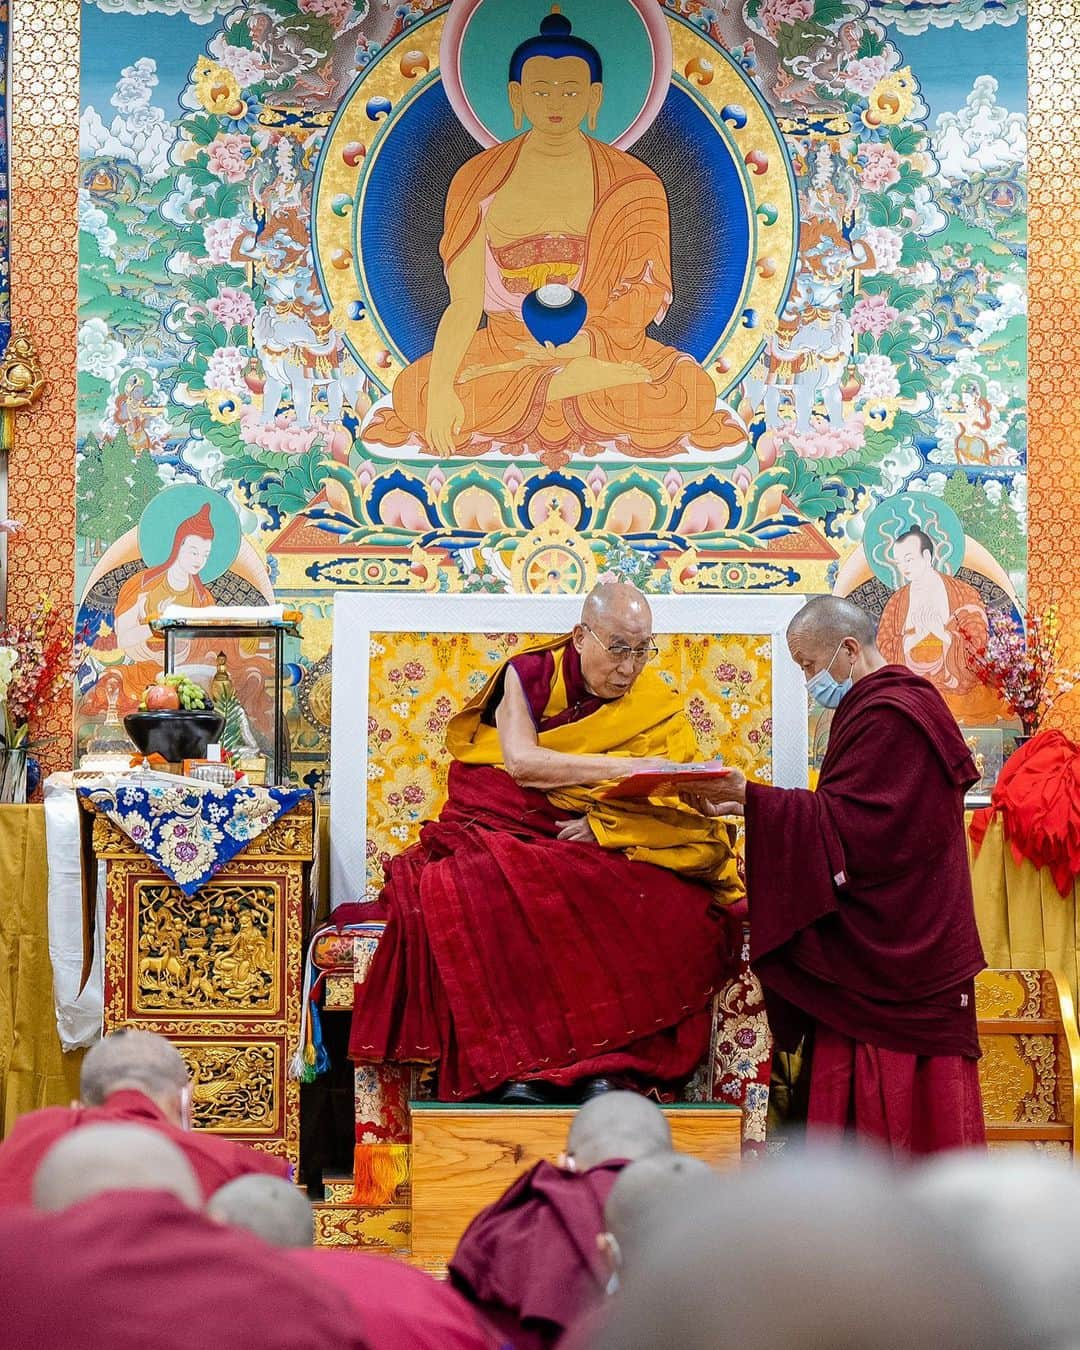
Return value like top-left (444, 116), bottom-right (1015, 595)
top-left (123, 710), bottom-right (225, 763)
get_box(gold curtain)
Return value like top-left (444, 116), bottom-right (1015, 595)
top-left (0, 806), bottom-right (82, 1136)
top-left (969, 815), bottom-right (1080, 1013)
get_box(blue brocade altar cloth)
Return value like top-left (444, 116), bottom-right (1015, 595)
top-left (77, 776), bottom-right (311, 896)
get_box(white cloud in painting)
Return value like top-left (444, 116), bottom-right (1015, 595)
top-left (933, 76), bottom-right (1026, 181)
top-left (78, 189), bottom-right (118, 258)
top-left (970, 281), bottom-right (1026, 347)
top-left (88, 0), bottom-right (236, 22)
top-left (80, 57), bottom-right (176, 183)
top-left (77, 318), bottom-right (128, 383)
top-left (866, 1), bottom-right (1025, 35)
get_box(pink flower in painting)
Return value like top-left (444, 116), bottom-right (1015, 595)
top-left (205, 345), bottom-right (249, 396)
top-left (207, 286), bottom-right (257, 328)
top-left (206, 134), bottom-right (251, 184)
top-left (202, 216), bottom-right (247, 266)
top-left (842, 55), bottom-right (891, 96)
top-left (850, 293), bottom-right (900, 339)
top-left (859, 144), bottom-right (902, 192)
top-left (785, 414), bottom-right (866, 461)
top-left (403, 661), bottom-right (425, 680)
top-left (239, 407), bottom-right (324, 456)
top-left (299, 0), bottom-right (354, 26)
top-left (403, 785), bottom-right (424, 805)
top-left (857, 354), bottom-right (901, 400)
top-left (758, 0), bottom-right (813, 35)
top-left (859, 225), bottom-right (904, 274)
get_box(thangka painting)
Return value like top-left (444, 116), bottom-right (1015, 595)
top-left (74, 0), bottom-right (1028, 783)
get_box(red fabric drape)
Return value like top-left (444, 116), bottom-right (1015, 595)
top-left (349, 763), bottom-right (738, 1100)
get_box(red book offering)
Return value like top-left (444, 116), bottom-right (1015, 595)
top-left (600, 761), bottom-right (730, 800)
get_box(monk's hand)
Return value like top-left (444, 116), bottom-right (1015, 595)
top-left (425, 387), bottom-right (465, 458)
top-left (677, 767), bottom-right (747, 806)
top-left (684, 794), bottom-right (745, 818)
top-left (610, 756), bottom-right (683, 780)
top-left (556, 815), bottom-right (595, 844)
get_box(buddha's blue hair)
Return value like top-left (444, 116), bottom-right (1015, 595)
top-left (509, 10), bottom-right (603, 84)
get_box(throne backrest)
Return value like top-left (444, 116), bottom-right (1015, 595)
top-left (329, 594), bottom-right (809, 906)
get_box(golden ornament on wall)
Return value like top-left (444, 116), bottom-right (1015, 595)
top-left (0, 331), bottom-right (46, 410)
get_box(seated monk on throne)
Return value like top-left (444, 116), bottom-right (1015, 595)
top-left (365, 10), bottom-right (745, 466)
top-left (346, 582), bottom-right (743, 1105)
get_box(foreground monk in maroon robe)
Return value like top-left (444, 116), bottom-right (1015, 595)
top-left (691, 596), bottom-right (986, 1154)
top-left (0, 1029), bottom-right (288, 1207)
top-left (1, 1124), bottom-right (368, 1350)
top-left (347, 582), bottom-right (742, 1103)
top-left (209, 1174), bottom-right (500, 1350)
top-left (449, 1091), bottom-right (674, 1350)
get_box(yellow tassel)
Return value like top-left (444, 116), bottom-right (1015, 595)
top-left (350, 1142), bottom-right (410, 1206)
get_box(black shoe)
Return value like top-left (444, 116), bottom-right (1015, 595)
top-left (497, 1080), bottom-right (557, 1106)
top-left (577, 1076), bottom-right (618, 1103)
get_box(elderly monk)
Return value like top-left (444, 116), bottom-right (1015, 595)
top-left (449, 1091), bottom-right (673, 1350)
top-left (347, 582), bottom-right (742, 1104)
top-left (1, 1125), bottom-right (368, 1350)
top-left (0, 1029), bottom-right (289, 1207)
top-left (691, 596), bottom-right (985, 1155)
top-left (210, 1174), bottom-right (499, 1350)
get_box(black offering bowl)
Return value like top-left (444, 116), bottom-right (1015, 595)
top-left (124, 710), bottom-right (225, 763)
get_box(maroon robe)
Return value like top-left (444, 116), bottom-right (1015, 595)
top-left (0, 1190), bottom-right (368, 1350)
top-left (290, 1249), bottom-right (500, 1350)
top-left (347, 644), bottom-right (738, 1099)
top-left (449, 1159), bottom-right (624, 1350)
top-left (0, 1089), bottom-right (289, 1207)
top-left (744, 665), bottom-right (986, 1152)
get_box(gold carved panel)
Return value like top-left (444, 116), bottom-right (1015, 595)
top-left (313, 1203), bottom-right (411, 1251)
top-left (978, 1032), bottom-right (1062, 1127)
top-left (324, 973), bottom-right (355, 1011)
top-left (132, 879), bottom-right (280, 1017)
top-left (173, 1039), bottom-right (281, 1137)
top-left (974, 970), bottom-right (1044, 1021)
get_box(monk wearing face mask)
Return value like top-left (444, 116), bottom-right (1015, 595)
top-left (686, 595), bottom-right (986, 1157)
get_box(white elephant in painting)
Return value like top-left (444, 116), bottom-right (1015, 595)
top-left (743, 310), bottom-right (853, 434)
top-left (253, 305), bottom-right (365, 428)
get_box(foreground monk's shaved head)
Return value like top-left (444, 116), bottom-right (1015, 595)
top-left (207, 1175), bottom-right (315, 1248)
top-left (788, 594), bottom-right (879, 652)
top-left (32, 1123), bottom-right (202, 1212)
top-left (605, 1153), bottom-right (717, 1274)
top-left (565, 1091), bottom-right (673, 1172)
top-left (80, 1029), bottom-right (189, 1107)
top-left (593, 1152), bottom-right (1026, 1350)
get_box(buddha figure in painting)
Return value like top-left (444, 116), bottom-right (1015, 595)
top-left (365, 9), bottom-right (745, 468)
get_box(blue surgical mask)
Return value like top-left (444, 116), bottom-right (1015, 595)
top-left (806, 642), bottom-right (853, 709)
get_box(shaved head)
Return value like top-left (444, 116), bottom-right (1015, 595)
top-left (32, 1123), bottom-right (201, 1212)
top-left (788, 595), bottom-right (878, 651)
top-left (605, 1153), bottom-right (718, 1273)
top-left (580, 581), bottom-right (652, 631)
top-left (566, 1091), bottom-right (673, 1173)
top-left (80, 1030), bottom-right (189, 1108)
top-left (592, 1152), bottom-right (1026, 1350)
top-left (207, 1175), bottom-right (315, 1248)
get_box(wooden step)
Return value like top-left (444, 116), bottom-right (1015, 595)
top-left (409, 1102), bottom-right (741, 1265)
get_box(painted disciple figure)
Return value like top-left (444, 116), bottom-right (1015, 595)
top-left (366, 11), bottom-right (745, 466)
top-left (113, 504), bottom-right (216, 664)
top-left (112, 372), bottom-right (153, 457)
top-left (876, 528), bottom-right (997, 717)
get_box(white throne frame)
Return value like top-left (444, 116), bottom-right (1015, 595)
top-left (329, 593), bottom-right (809, 907)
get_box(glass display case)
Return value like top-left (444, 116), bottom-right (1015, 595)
top-left (154, 617), bottom-right (301, 786)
